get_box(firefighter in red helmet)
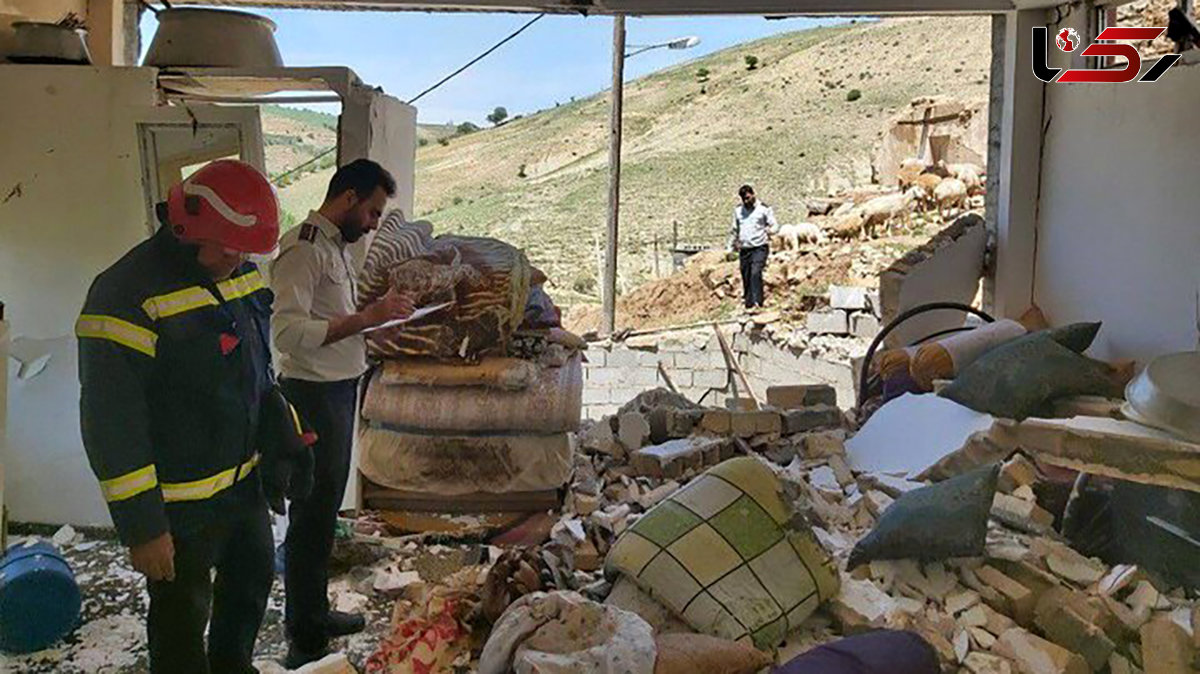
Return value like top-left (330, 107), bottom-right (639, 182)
top-left (77, 160), bottom-right (308, 673)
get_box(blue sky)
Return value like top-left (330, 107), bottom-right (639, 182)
top-left (140, 10), bottom-right (842, 125)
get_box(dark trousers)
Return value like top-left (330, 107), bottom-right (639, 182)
top-left (739, 244), bottom-right (769, 308)
top-left (280, 376), bottom-right (359, 652)
top-left (147, 495), bottom-right (273, 674)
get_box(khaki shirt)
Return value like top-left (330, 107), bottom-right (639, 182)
top-left (270, 211), bottom-right (367, 382)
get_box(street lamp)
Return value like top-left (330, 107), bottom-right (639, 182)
top-left (602, 24), bottom-right (700, 335)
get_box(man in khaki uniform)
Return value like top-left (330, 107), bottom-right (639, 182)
top-left (269, 159), bottom-right (413, 667)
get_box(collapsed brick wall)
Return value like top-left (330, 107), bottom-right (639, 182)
top-left (581, 326), bottom-right (858, 420)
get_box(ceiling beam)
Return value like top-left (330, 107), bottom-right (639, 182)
top-left (176, 0), bottom-right (1021, 15)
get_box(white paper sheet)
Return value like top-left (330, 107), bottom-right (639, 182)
top-left (362, 301), bottom-right (454, 332)
top-left (846, 393), bottom-right (996, 478)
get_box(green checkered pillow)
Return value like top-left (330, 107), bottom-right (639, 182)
top-left (606, 457), bottom-right (840, 649)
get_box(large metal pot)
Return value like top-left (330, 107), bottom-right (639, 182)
top-left (8, 22), bottom-right (91, 64)
top-left (144, 8), bottom-right (283, 69)
top-left (1122, 351), bottom-right (1200, 442)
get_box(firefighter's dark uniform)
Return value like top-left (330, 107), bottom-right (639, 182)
top-left (77, 225), bottom-right (275, 674)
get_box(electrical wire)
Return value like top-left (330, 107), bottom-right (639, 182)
top-left (272, 146), bottom-right (336, 187)
top-left (407, 13), bottom-right (545, 105)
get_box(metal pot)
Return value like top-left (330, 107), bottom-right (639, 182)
top-left (144, 8), bottom-right (283, 69)
top-left (1122, 351), bottom-right (1200, 442)
top-left (8, 22), bottom-right (91, 64)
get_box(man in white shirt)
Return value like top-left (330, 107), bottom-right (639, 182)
top-left (729, 184), bottom-right (778, 310)
top-left (269, 159), bottom-right (413, 667)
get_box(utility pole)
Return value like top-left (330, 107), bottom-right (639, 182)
top-left (603, 15), bottom-right (626, 336)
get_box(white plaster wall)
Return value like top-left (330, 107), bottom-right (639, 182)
top-left (0, 65), bottom-right (159, 526)
top-left (1034, 63), bottom-right (1200, 363)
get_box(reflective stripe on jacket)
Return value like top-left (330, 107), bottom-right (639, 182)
top-left (77, 226), bottom-right (274, 546)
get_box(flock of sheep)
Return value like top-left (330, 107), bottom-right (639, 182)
top-left (773, 158), bottom-right (985, 250)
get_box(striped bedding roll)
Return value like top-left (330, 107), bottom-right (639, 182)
top-left (358, 209), bottom-right (435, 307)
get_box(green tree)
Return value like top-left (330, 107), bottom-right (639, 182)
top-left (486, 106), bottom-right (509, 126)
top-left (846, 89), bottom-right (862, 102)
top-left (744, 55), bottom-right (759, 70)
top-left (456, 122), bottom-right (480, 135)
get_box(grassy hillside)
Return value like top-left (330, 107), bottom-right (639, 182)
top-left (413, 16), bottom-right (991, 305)
top-left (270, 16), bottom-right (991, 304)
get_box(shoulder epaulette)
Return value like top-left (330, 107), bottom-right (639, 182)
top-left (299, 224), bottom-right (318, 243)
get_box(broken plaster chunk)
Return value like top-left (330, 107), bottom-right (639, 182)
top-left (827, 454), bottom-right (855, 488)
top-left (1109, 653), bottom-right (1143, 674)
top-left (636, 481), bottom-right (680, 510)
top-left (618, 413), bottom-right (652, 452)
top-left (1128, 580), bottom-right (1171, 614)
top-left (582, 420), bottom-right (624, 458)
top-left (573, 492), bottom-right (601, 516)
top-left (809, 465), bottom-right (843, 496)
top-left (1012, 484), bottom-right (1037, 502)
top-left (959, 605), bottom-right (990, 629)
top-left (947, 589), bottom-right (982, 615)
top-left (963, 652), bottom-right (1013, 674)
top-left (969, 626), bottom-right (998, 650)
top-left (830, 578), bottom-right (895, 632)
top-left (1140, 616), bottom-right (1193, 674)
top-left (863, 490), bottom-right (894, 518)
top-left (994, 628), bottom-right (1089, 674)
top-left (998, 453), bottom-right (1039, 494)
top-left (991, 492), bottom-right (1055, 534)
top-left (1044, 549), bottom-right (1107, 587)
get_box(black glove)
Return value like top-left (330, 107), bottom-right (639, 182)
top-left (257, 386), bottom-right (317, 515)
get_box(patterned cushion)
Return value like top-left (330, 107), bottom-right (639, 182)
top-left (358, 209), bottom-right (435, 307)
top-left (606, 457), bottom-right (840, 650)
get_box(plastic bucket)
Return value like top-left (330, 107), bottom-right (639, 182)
top-left (0, 541), bottom-right (82, 654)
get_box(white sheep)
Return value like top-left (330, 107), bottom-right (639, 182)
top-left (914, 173), bottom-right (943, 211)
top-left (946, 162), bottom-right (984, 194)
top-left (897, 157), bottom-right (928, 190)
top-left (776, 222), bottom-right (826, 250)
top-left (826, 210), bottom-right (866, 240)
top-left (934, 177), bottom-right (968, 219)
top-left (860, 186), bottom-right (924, 238)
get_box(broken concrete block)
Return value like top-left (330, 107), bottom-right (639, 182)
top-left (730, 410), bottom-right (781, 438)
top-left (995, 628), bottom-right (1089, 674)
top-left (959, 605), bottom-right (989, 629)
top-left (947, 589), bottom-right (982, 616)
top-left (1034, 600), bottom-right (1116, 671)
top-left (851, 313), bottom-right (881, 340)
top-left (1040, 545), bottom-right (1107, 586)
top-left (629, 437), bottom-right (730, 479)
top-left (591, 504), bottom-right (632, 535)
top-left (664, 408), bottom-right (704, 437)
top-left (963, 652), bottom-right (1013, 674)
top-left (766, 384), bottom-right (837, 409)
top-left (700, 410), bottom-right (732, 435)
top-left (981, 604), bottom-right (1018, 637)
top-left (803, 430), bottom-right (847, 458)
top-left (807, 310), bottom-right (849, 336)
top-left (998, 454), bottom-right (1039, 494)
top-left (975, 565), bottom-right (1037, 626)
top-left (859, 472), bottom-right (925, 498)
top-left (1109, 653), bottom-right (1143, 674)
top-left (809, 465), bottom-right (843, 496)
top-left (991, 492), bottom-right (1055, 534)
top-left (863, 490), bottom-right (894, 518)
top-left (1128, 580), bottom-right (1171, 614)
top-left (830, 285), bottom-right (869, 311)
top-left (830, 578), bottom-right (895, 633)
top-left (828, 455), bottom-right (855, 488)
top-left (582, 420), bottom-right (624, 458)
top-left (574, 539), bottom-right (602, 572)
top-left (1011, 484), bottom-right (1037, 502)
top-left (573, 492), bottom-right (601, 516)
top-left (1140, 617), bottom-right (1193, 674)
top-left (618, 413), bottom-right (652, 452)
top-left (373, 567), bottom-right (422, 596)
top-left (782, 405), bottom-right (842, 434)
top-left (969, 627), bottom-right (998, 651)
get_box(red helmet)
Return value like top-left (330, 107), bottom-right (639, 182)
top-left (167, 159), bottom-right (279, 254)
